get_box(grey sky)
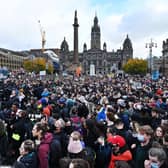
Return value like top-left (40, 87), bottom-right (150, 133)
top-left (0, 0), bottom-right (167, 59)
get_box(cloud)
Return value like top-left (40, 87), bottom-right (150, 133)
top-left (0, 0), bottom-right (167, 59)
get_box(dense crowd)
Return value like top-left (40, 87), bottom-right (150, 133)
top-left (0, 72), bottom-right (168, 168)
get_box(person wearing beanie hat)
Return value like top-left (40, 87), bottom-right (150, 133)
top-left (68, 131), bottom-right (84, 154)
top-left (40, 97), bottom-right (48, 106)
top-left (107, 135), bottom-right (132, 168)
top-left (107, 135), bottom-right (126, 148)
top-left (56, 97), bottom-right (69, 120)
top-left (68, 136), bottom-right (83, 154)
top-left (67, 131), bottom-right (85, 160)
top-left (58, 97), bottom-right (66, 104)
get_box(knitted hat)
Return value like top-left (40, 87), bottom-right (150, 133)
top-left (68, 138), bottom-right (83, 154)
top-left (58, 97), bottom-right (66, 104)
top-left (107, 135), bottom-right (126, 148)
top-left (68, 131), bottom-right (83, 154)
top-left (40, 97), bottom-right (48, 106)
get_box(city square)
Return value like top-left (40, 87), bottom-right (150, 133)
top-left (0, 1), bottom-right (168, 168)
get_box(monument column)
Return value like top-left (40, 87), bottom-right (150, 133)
top-left (73, 10), bottom-right (79, 63)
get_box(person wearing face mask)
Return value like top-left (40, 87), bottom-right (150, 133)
top-left (135, 125), bottom-right (154, 168)
top-left (144, 147), bottom-right (168, 168)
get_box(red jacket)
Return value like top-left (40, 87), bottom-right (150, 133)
top-left (108, 150), bottom-right (132, 168)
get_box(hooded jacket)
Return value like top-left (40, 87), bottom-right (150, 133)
top-left (108, 146), bottom-right (132, 168)
top-left (38, 132), bottom-right (53, 168)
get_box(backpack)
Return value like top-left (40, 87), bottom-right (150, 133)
top-left (48, 138), bottom-right (62, 168)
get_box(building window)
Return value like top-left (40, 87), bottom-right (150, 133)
top-left (99, 60), bottom-right (102, 66)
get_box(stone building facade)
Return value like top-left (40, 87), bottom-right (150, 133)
top-left (0, 48), bottom-right (28, 70)
top-left (60, 11), bottom-right (133, 75)
top-left (162, 39), bottom-right (168, 75)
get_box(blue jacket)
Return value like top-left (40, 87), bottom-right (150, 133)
top-left (96, 107), bottom-right (106, 121)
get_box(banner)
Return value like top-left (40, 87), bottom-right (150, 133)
top-left (152, 70), bottom-right (159, 80)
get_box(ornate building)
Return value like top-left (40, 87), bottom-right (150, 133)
top-left (60, 11), bottom-right (133, 75)
top-left (162, 39), bottom-right (168, 75)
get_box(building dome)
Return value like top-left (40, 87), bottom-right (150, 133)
top-left (61, 37), bottom-right (69, 52)
top-left (123, 34), bottom-right (132, 49)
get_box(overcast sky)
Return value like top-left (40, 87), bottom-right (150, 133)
top-left (0, 0), bottom-right (168, 59)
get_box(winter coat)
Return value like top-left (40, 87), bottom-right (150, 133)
top-left (37, 132), bottom-right (53, 168)
top-left (56, 105), bottom-right (69, 120)
top-left (135, 141), bottom-right (152, 168)
top-left (0, 133), bottom-right (8, 157)
top-left (52, 131), bottom-right (68, 157)
top-left (150, 117), bottom-right (161, 130)
top-left (12, 117), bottom-right (27, 141)
top-left (96, 107), bottom-right (106, 121)
top-left (95, 143), bottom-right (112, 168)
top-left (83, 119), bottom-right (100, 150)
top-left (10, 117), bottom-right (27, 153)
top-left (108, 148), bottom-right (132, 168)
top-left (14, 152), bottom-right (38, 168)
top-left (0, 119), bottom-right (8, 157)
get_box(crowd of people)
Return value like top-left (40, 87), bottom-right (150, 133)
top-left (0, 72), bottom-right (168, 168)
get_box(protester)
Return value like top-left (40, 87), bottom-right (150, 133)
top-left (0, 119), bottom-right (8, 165)
top-left (144, 147), bottom-right (168, 168)
top-left (13, 139), bottom-right (38, 168)
top-left (107, 135), bottom-right (132, 168)
top-left (134, 125), bottom-right (154, 168)
top-left (153, 126), bottom-right (164, 145)
top-left (0, 71), bottom-right (168, 168)
top-left (32, 122), bottom-right (53, 168)
top-left (10, 110), bottom-right (28, 148)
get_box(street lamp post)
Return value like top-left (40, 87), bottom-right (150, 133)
top-left (146, 39), bottom-right (157, 75)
